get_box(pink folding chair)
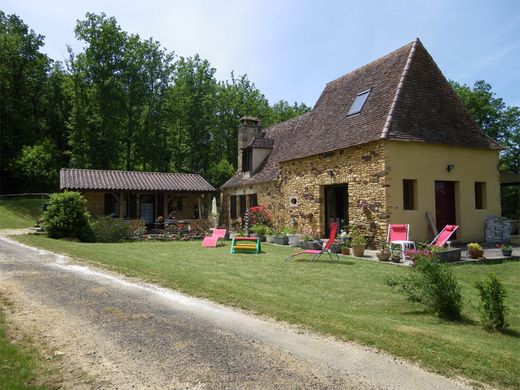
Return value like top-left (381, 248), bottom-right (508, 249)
top-left (285, 223), bottom-right (339, 262)
top-left (202, 228), bottom-right (227, 248)
top-left (387, 224), bottom-right (416, 261)
top-left (430, 225), bottom-right (458, 248)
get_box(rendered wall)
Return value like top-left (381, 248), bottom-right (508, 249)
top-left (385, 141), bottom-right (501, 242)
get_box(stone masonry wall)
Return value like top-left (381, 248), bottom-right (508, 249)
top-left (223, 141), bottom-right (389, 247)
top-left (82, 191), bottom-right (104, 217)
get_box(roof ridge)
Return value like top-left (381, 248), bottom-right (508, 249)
top-left (326, 40), bottom-right (415, 88)
top-left (61, 168), bottom-right (199, 176)
top-left (380, 38), bottom-right (418, 139)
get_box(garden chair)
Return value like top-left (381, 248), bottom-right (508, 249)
top-left (387, 224), bottom-right (416, 261)
top-left (285, 223), bottom-right (339, 262)
top-left (430, 225), bottom-right (459, 248)
top-left (201, 228), bottom-right (227, 248)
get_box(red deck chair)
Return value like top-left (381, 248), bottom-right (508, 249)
top-left (430, 225), bottom-right (459, 248)
top-left (387, 224), bottom-right (416, 261)
top-left (202, 228), bottom-right (227, 248)
top-left (285, 223), bottom-right (339, 262)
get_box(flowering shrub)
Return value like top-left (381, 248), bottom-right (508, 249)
top-left (247, 205), bottom-right (272, 227)
top-left (404, 248), bottom-right (433, 263)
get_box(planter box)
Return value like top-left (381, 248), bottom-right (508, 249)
top-left (288, 234), bottom-right (302, 247)
top-left (301, 240), bottom-right (320, 250)
top-left (273, 236), bottom-right (289, 245)
top-left (266, 235), bottom-right (275, 243)
top-left (438, 248), bottom-right (462, 262)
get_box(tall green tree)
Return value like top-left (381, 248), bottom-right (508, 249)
top-left (67, 13), bottom-right (127, 169)
top-left (451, 80), bottom-right (520, 219)
top-left (450, 80), bottom-right (519, 173)
top-left (165, 55), bottom-right (218, 173)
top-left (0, 11), bottom-right (51, 172)
top-left (267, 100), bottom-right (311, 125)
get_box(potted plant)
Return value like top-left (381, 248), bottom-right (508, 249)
top-left (467, 242), bottom-right (484, 259)
top-left (341, 242), bottom-right (350, 256)
top-left (376, 240), bottom-right (391, 261)
top-left (250, 224), bottom-right (268, 242)
top-left (500, 243), bottom-right (513, 257)
top-left (349, 225), bottom-right (366, 257)
top-left (391, 248), bottom-right (402, 263)
top-left (265, 227), bottom-right (275, 243)
top-left (273, 229), bottom-right (289, 245)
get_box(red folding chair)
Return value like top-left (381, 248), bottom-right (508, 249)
top-left (202, 228), bottom-right (227, 248)
top-left (285, 223), bottom-right (339, 262)
top-left (387, 224), bottom-right (416, 261)
top-left (430, 225), bottom-right (458, 248)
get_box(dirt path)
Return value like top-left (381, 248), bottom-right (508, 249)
top-left (0, 233), bottom-right (474, 389)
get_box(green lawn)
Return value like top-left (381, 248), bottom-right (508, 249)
top-left (0, 197), bottom-right (45, 229)
top-left (0, 307), bottom-right (46, 389)
top-left (15, 235), bottom-right (520, 389)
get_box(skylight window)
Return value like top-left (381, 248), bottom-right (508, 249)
top-left (347, 89), bottom-right (371, 116)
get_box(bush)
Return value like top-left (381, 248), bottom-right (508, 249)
top-left (247, 205), bottom-right (272, 227)
top-left (42, 192), bottom-right (91, 241)
top-left (475, 275), bottom-right (508, 331)
top-left (385, 255), bottom-right (463, 319)
top-left (91, 216), bottom-right (132, 243)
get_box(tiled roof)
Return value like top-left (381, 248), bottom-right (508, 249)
top-left (222, 39), bottom-right (500, 189)
top-left (60, 169), bottom-right (215, 192)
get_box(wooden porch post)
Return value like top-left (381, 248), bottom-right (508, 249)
top-left (198, 196), bottom-right (202, 219)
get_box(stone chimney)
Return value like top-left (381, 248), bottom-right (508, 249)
top-left (237, 116), bottom-right (262, 171)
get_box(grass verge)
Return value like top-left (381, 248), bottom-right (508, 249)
top-left (0, 197), bottom-right (45, 229)
top-left (0, 299), bottom-right (47, 389)
top-left (15, 235), bottom-right (520, 389)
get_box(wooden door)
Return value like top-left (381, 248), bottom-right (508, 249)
top-left (435, 181), bottom-right (456, 234)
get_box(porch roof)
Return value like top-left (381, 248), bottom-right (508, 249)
top-left (60, 168), bottom-right (215, 192)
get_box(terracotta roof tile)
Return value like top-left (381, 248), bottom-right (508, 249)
top-left (60, 169), bottom-right (215, 192)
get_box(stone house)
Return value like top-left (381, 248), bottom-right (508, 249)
top-left (60, 168), bottom-right (215, 227)
top-left (221, 39), bottom-right (501, 245)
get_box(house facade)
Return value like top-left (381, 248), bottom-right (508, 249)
top-left (221, 39), bottom-right (501, 245)
top-left (60, 168), bottom-right (216, 227)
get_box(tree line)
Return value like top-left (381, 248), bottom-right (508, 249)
top-left (0, 11), bottom-right (310, 191)
top-left (1, 10), bottom-right (518, 209)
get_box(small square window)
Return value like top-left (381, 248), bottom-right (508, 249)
top-left (475, 182), bottom-right (486, 209)
top-left (347, 89), bottom-right (371, 116)
top-left (403, 179), bottom-right (417, 210)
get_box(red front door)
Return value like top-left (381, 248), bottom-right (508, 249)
top-left (435, 181), bottom-right (456, 234)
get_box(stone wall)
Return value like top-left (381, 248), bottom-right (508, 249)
top-left (82, 191), bottom-right (104, 216)
top-left (222, 141), bottom-right (389, 247)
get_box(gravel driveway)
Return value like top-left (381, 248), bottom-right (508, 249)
top-left (0, 234), bottom-right (473, 389)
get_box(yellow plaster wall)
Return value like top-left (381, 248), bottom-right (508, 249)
top-left (385, 141), bottom-right (501, 242)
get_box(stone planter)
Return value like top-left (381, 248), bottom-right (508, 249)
top-left (351, 244), bottom-right (365, 257)
top-left (468, 249), bottom-right (484, 259)
top-left (341, 247), bottom-right (350, 256)
top-left (273, 236), bottom-right (289, 245)
top-left (437, 248), bottom-right (462, 262)
top-left (301, 240), bottom-right (319, 250)
top-left (501, 249), bottom-right (513, 257)
top-left (288, 234), bottom-right (302, 247)
top-left (266, 235), bottom-right (275, 243)
top-left (376, 250), bottom-right (391, 261)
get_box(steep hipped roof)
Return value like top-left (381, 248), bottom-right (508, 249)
top-left (61, 168), bottom-right (215, 192)
top-left (222, 39), bottom-right (500, 189)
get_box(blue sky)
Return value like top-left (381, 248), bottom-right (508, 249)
top-left (3, 0), bottom-right (520, 107)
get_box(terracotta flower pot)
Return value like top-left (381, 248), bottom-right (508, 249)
top-left (341, 247), bottom-right (350, 256)
top-left (468, 249), bottom-right (484, 259)
top-left (351, 244), bottom-right (365, 257)
top-left (376, 250), bottom-right (391, 261)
